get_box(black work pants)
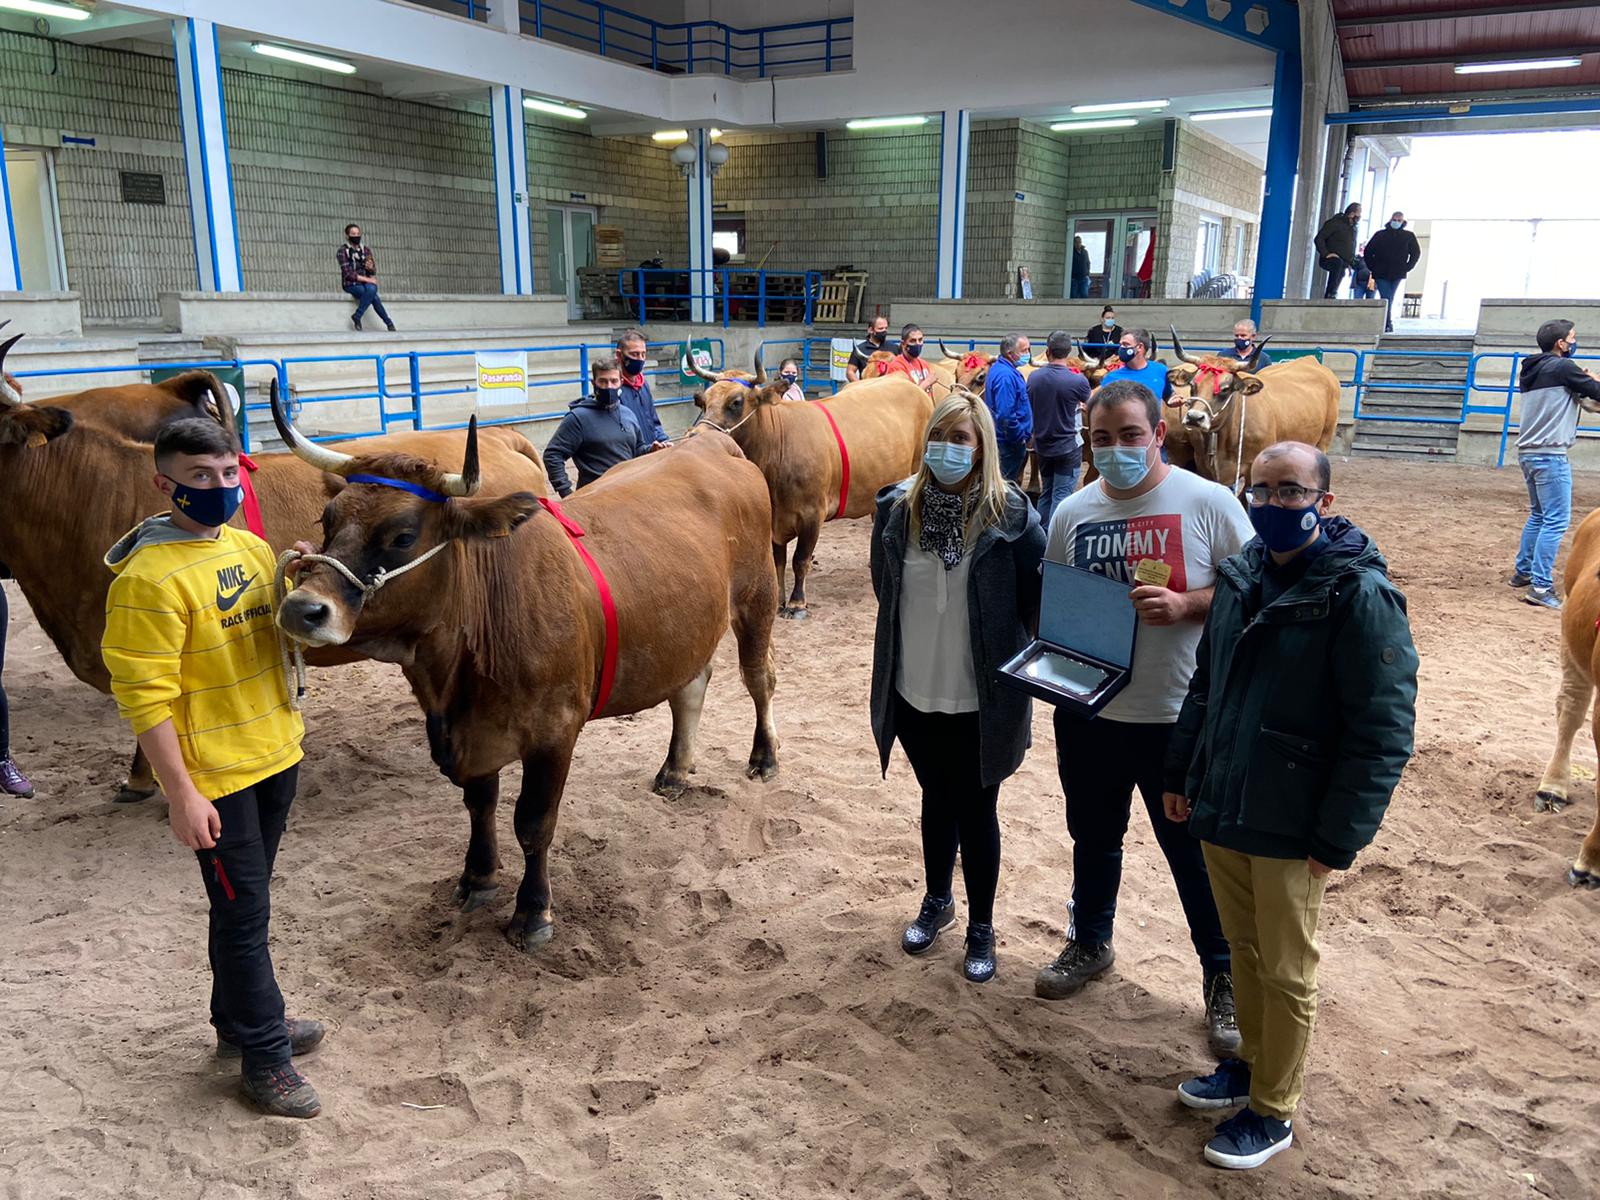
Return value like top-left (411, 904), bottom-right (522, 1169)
top-left (1320, 260), bottom-right (1347, 299)
top-left (1054, 714), bottom-right (1230, 976)
top-left (894, 694), bottom-right (1002, 924)
top-left (195, 765), bottom-right (298, 1068)
top-left (0, 584), bottom-right (10, 756)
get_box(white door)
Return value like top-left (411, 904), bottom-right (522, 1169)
top-left (545, 204), bottom-right (597, 319)
top-left (4, 149), bottom-right (67, 290)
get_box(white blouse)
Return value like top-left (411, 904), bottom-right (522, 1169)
top-left (896, 546), bottom-right (979, 713)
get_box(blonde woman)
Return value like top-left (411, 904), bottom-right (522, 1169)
top-left (869, 390), bottom-right (1046, 982)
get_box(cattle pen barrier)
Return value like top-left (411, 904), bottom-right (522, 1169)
top-left (14, 338), bottom-right (1597, 470)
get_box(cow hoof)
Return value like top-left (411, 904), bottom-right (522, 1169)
top-left (452, 882), bottom-right (499, 912)
top-left (1568, 866), bottom-right (1600, 889)
top-left (506, 915), bottom-right (554, 953)
top-left (746, 758), bottom-right (780, 782)
top-left (785, 607), bottom-right (811, 622)
top-left (652, 769), bottom-right (691, 797)
top-left (114, 783), bottom-right (156, 804)
top-left (1535, 790), bottom-right (1569, 814)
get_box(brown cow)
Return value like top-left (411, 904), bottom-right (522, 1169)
top-left (1535, 508), bottom-right (1600, 886)
top-left (1167, 326), bottom-right (1339, 496)
top-left (692, 358), bottom-right (933, 618)
top-left (272, 395), bottom-right (780, 951)
top-left (0, 362), bottom-right (548, 801)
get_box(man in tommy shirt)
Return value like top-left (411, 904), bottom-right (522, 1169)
top-left (102, 418), bottom-right (323, 1119)
top-left (1035, 378), bottom-right (1254, 1057)
top-left (616, 328), bottom-right (671, 448)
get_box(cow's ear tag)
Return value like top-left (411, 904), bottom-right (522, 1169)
top-left (25, 431), bottom-right (47, 449)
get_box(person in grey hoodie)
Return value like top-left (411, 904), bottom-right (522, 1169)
top-left (543, 357), bottom-right (654, 497)
top-left (1511, 319), bottom-right (1600, 609)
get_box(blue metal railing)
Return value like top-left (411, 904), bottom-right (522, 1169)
top-left (429, 0), bottom-right (490, 20)
top-left (1464, 351), bottom-right (1600, 468)
top-left (619, 268), bottom-right (819, 328)
top-left (521, 1), bottom-right (852, 78)
top-left (13, 340), bottom-right (724, 451)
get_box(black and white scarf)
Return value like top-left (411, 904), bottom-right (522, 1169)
top-left (918, 487), bottom-right (972, 570)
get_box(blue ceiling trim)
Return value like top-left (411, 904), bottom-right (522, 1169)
top-left (1121, 0), bottom-right (1298, 56)
top-left (1327, 97), bottom-right (1600, 125)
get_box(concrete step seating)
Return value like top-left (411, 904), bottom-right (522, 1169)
top-left (1351, 335), bottom-right (1476, 461)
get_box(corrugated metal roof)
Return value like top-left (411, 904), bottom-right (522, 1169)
top-left (1334, 1), bottom-right (1600, 103)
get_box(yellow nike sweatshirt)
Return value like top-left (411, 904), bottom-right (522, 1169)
top-left (102, 517), bottom-right (304, 801)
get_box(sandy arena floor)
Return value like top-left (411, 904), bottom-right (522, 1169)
top-left (2, 457), bottom-right (1598, 1199)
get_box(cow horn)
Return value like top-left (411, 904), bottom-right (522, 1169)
top-left (681, 353), bottom-right (720, 384)
top-left (439, 415), bottom-right (480, 497)
top-left (0, 332), bottom-right (23, 406)
top-left (938, 339), bottom-right (957, 360)
top-left (271, 377), bottom-right (354, 474)
top-left (1169, 325), bottom-right (1205, 367)
top-left (753, 345), bottom-right (767, 385)
top-left (1240, 334), bottom-right (1273, 374)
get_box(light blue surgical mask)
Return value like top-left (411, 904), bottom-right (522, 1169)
top-left (923, 441), bottom-right (975, 486)
top-left (1388, 220), bottom-right (1403, 230)
top-left (1092, 442), bottom-right (1154, 490)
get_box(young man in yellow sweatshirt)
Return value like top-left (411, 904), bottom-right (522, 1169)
top-left (102, 417), bottom-right (323, 1118)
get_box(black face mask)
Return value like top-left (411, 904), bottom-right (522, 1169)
top-left (905, 343), bottom-right (923, 359)
top-left (347, 235), bottom-right (361, 245)
top-left (594, 386), bottom-right (619, 407)
top-left (868, 331), bottom-right (886, 344)
top-left (622, 355), bottom-right (647, 377)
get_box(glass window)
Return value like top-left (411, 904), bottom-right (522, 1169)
top-left (1195, 216), bottom-right (1224, 275)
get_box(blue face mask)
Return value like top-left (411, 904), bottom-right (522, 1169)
top-left (1092, 443), bottom-right (1153, 490)
top-left (1250, 501), bottom-right (1322, 554)
top-left (594, 385), bottom-right (619, 407)
top-left (1234, 337), bottom-right (1253, 355)
top-left (1561, 338), bottom-right (1578, 358)
top-left (1103, 318), bottom-right (1115, 329)
top-left (1388, 220), bottom-right (1403, 230)
top-left (905, 343), bottom-right (924, 359)
top-left (622, 356), bottom-right (647, 377)
top-left (780, 372), bottom-right (798, 385)
top-left (165, 478), bottom-right (244, 528)
top-left (923, 441), bottom-right (975, 486)
top-left (1116, 345), bottom-right (1137, 364)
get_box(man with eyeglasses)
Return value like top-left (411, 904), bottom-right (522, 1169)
top-left (1162, 441), bottom-right (1417, 1172)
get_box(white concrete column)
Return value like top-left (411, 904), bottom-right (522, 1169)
top-left (0, 126), bottom-right (22, 291)
top-left (687, 126), bottom-right (714, 323)
top-left (492, 85), bottom-right (533, 294)
top-left (935, 108), bottom-right (970, 299)
top-left (172, 18), bottom-right (243, 292)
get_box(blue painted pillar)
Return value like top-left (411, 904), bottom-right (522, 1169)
top-left (492, 85), bottom-right (533, 294)
top-left (172, 18), bottom-right (243, 291)
top-left (1252, 48), bottom-right (1302, 322)
top-left (935, 109), bottom-right (970, 299)
top-left (0, 126), bottom-right (22, 291)
top-left (686, 127), bottom-right (714, 323)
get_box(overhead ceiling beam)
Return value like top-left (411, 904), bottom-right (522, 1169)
top-left (1338, 2), bottom-right (1600, 26)
top-left (1328, 94), bottom-right (1600, 123)
top-left (1120, 0), bottom-right (1298, 55)
top-left (1345, 45), bottom-right (1600, 69)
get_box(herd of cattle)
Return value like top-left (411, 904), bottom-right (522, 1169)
top-left (3, 320), bottom-right (1597, 941)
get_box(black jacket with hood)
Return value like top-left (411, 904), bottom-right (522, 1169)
top-left (1164, 517), bottom-right (1418, 870)
top-left (1314, 213), bottom-right (1358, 267)
top-left (542, 393), bottom-right (651, 496)
top-left (1362, 224), bottom-right (1421, 281)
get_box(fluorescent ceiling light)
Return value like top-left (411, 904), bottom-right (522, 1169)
top-left (652, 129), bottom-right (723, 142)
top-left (252, 43), bottom-right (356, 74)
top-left (1191, 107), bottom-right (1275, 122)
top-left (524, 97), bottom-right (587, 120)
top-left (0, 0), bottom-right (91, 18)
top-left (1051, 118), bottom-right (1140, 132)
top-left (845, 116), bottom-right (929, 130)
top-left (1455, 57), bottom-right (1581, 75)
top-left (1070, 99), bottom-right (1169, 114)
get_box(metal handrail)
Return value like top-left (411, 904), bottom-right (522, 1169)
top-left (618, 268), bottom-right (819, 328)
top-left (520, 0), bottom-right (852, 77)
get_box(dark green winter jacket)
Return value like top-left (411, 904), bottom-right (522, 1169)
top-left (1163, 517), bottom-right (1418, 869)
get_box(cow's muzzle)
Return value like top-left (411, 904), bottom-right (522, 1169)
top-left (1184, 410), bottom-right (1211, 432)
top-left (277, 589), bottom-right (354, 647)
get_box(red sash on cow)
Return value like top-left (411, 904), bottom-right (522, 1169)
top-left (239, 454), bottom-right (267, 540)
top-left (815, 401), bottom-right (851, 519)
top-left (537, 497), bottom-right (619, 718)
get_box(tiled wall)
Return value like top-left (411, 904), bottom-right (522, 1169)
top-left (1155, 123), bottom-right (1264, 299)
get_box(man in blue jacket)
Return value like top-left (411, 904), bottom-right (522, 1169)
top-left (1163, 441), bottom-right (1417, 1172)
top-left (542, 357), bottom-right (653, 497)
top-left (984, 333), bottom-right (1033, 482)
top-left (616, 328), bottom-right (671, 448)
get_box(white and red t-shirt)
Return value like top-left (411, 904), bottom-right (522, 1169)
top-left (1044, 467), bottom-right (1253, 723)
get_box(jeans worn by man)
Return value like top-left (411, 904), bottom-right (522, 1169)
top-left (1373, 278), bottom-right (1400, 332)
top-left (1516, 455), bottom-right (1572, 596)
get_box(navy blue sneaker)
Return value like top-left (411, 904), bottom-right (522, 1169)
top-left (901, 894), bottom-right (956, 956)
top-left (1525, 586), bottom-right (1563, 611)
top-left (1178, 1059), bottom-right (1251, 1110)
top-left (1204, 1107), bottom-right (1293, 1170)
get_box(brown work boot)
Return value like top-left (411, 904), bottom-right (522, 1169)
top-left (241, 1063), bottom-right (322, 1118)
top-left (217, 1017), bottom-right (326, 1059)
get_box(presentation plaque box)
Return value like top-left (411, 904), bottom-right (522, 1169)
top-left (997, 561), bottom-right (1138, 717)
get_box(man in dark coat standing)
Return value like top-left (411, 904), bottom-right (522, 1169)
top-left (1361, 212), bottom-right (1422, 332)
top-left (1163, 441), bottom-right (1417, 1172)
top-left (1312, 204), bottom-right (1361, 300)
